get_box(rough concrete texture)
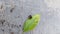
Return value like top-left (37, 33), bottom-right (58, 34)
top-left (0, 0), bottom-right (60, 34)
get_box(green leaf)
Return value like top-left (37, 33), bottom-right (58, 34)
top-left (23, 14), bottom-right (40, 32)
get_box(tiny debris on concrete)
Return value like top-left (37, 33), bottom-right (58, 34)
top-left (0, 19), bottom-right (5, 25)
top-left (1, 29), bottom-right (4, 32)
top-left (19, 25), bottom-right (21, 27)
top-left (10, 8), bottom-right (14, 13)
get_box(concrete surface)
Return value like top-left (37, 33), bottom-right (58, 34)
top-left (0, 0), bottom-right (60, 34)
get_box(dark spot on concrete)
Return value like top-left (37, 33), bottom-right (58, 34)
top-left (2, 29), bottom-right (4, 31)
top-left (0, 19), bottom-right (5, 25)
top-left (1, 29), bottom-right (4, 32)
top-left (19, 25), bottom-right (21, 27)
top-left (28, 15), bottom-right (32, 19)
top-left (10, 8), bottom-right (14, 13)
top-left (0, 5), bottom-right (3, 9)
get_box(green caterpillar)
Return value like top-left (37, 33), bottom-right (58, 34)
top-left (22, 14), bottom-right (40, 33)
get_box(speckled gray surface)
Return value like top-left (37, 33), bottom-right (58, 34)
top-left (0, 0), bottom-right (60, 34)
